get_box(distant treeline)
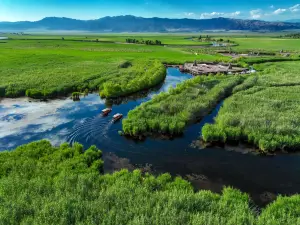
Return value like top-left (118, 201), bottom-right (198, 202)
top-left (196, 35), bottom-right (235, 43)
top-left (125, 38), bottom-right (162, 45)
top-left (281, 33), bottom-right (300, 39)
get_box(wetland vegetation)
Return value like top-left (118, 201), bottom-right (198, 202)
top-left (123, 76), bottom-right (242, 136)
top-left (1, 140), bottom-right (300, 225)
top-left (2, 33), bottom-right (300, 224)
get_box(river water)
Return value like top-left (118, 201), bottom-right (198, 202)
top-left (1, 68), bottom-right (300, 205)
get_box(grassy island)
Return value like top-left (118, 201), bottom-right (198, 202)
top-left (122, 76), bottom-right (242, 136)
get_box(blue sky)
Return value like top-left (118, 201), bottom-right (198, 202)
top-left (1, 0), bottom-right (300, 21)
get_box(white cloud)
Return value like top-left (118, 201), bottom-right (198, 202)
top-left (273, 8), bottom-right (287, 15)
top-left (185, 4), bottom-right (300, 21)
top-left (290, 4), bottom-right (300, 12)
top-left (250, 9), bottom-right (262, 19)
top-left (200, 11), bottom-right (241, 19)
top-left (184, 12), bottom-right (195, 17)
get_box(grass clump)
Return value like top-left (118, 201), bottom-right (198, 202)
top-left (123, 76), bottom-right (242, 136)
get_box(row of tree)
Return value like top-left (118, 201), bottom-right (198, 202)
top-left (197, 35), bottom-right (233, 43)
top-left (125, 38), bottom-right (162, 45)
top-left (281, 33), bottom-right (300, 38)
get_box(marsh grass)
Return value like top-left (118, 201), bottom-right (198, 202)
top-left (0, 140), bottom-right (299, 224)
top-left (202, 86), bottom-right (300, 152)
top-left (123, 76), bottom-right (242, 136)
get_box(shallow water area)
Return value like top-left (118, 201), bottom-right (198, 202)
top-left (1, 68), bottom-right (300, 206)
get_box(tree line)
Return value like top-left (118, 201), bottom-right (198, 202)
top-left (126, 38), bottom-right (163, 45)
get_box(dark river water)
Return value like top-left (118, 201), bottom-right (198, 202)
top-left (1, 68), bottom-right (300, 205)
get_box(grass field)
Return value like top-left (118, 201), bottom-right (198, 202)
top-left (1, 140), bottom-right (300, 225)
top-left (232, 37), bottom-right (300, 51)
top-left (0, 38), bottom-right (227, 98)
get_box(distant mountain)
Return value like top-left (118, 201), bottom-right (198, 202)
top-left (286, 19), bottom-right (300, 23)
top-left (1, 15), bottom-right (300, 32)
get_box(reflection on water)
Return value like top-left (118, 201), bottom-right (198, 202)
top-left (1, 68), bottom-right (300, 206)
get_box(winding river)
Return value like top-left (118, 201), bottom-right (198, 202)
top-left (1, 68), bottom-right (300, 205)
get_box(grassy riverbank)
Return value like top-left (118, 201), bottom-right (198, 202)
top-left (202, 61), bottom-right (300, 152)
top-left (0, 140), bottom-right (299, 224)
top-left (202, 86), bottom-right (300, 152)
top-left (123, 76), bottom-right (242, 136)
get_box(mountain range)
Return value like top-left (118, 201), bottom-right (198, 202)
top-left (1, 15), bottom-right (300, 32)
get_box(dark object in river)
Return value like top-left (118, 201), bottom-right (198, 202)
top-left (102, 108), bottom-right (112, 116)
top-left (112, 113), bottom-right (123, 122)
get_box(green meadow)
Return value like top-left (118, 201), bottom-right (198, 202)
top-left (232, 37), bottom-right (300, 51)
top-left (0, 38), bottom-right (227, 98)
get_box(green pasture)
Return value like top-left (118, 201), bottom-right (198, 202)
top-left (232, 37), bottom-right (300, 51)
